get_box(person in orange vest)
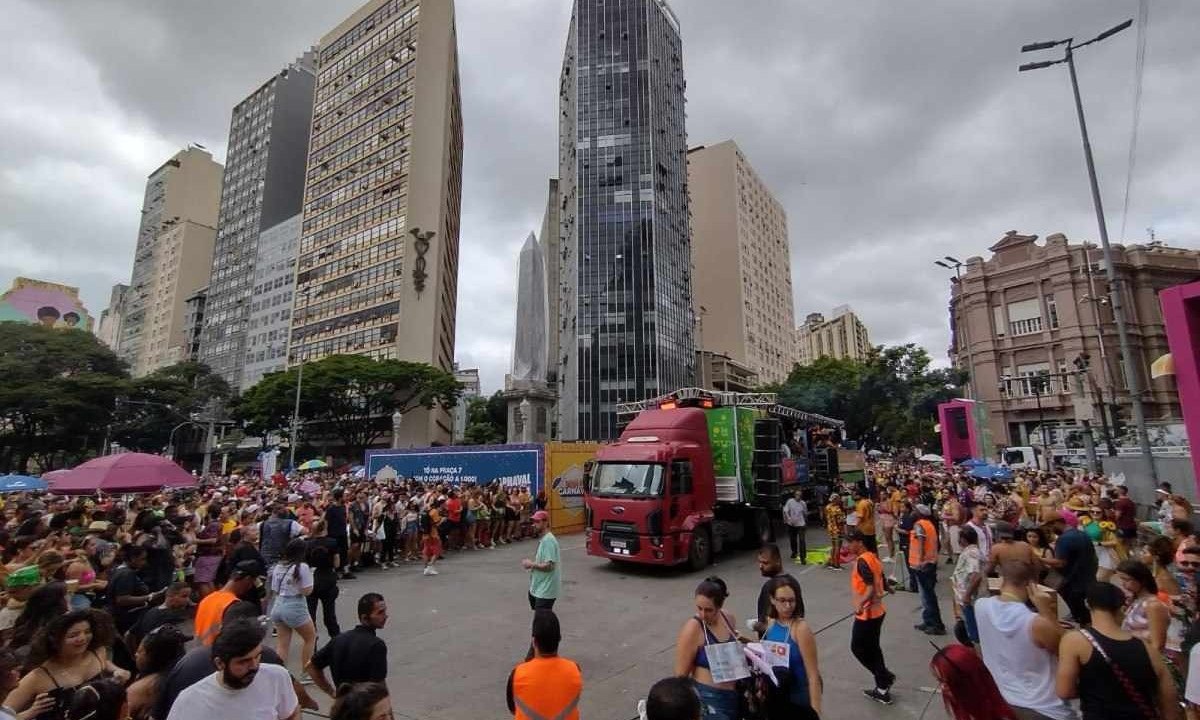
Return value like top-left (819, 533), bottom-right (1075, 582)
top-left (506, 610), bottom-right (582, 720)
top-left (846, 530), bottom-right (896, 705)
top-left (909, 504), bottom-right (947, 636)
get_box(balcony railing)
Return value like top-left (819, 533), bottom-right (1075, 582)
top-left (1010, 317), bottom-right (1043, 336)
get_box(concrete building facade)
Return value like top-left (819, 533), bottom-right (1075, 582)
top-left (948, 231), bottom-right (1200, 450)
top-left (119, 147), bottom-right (223, 377)
top-left (688, 140), bottom-right (794, 385)
top-left (181, 287), bottom-right (207, 362)
top-left (200, 52), bottom-right (317, 389)
top-left (451, 365), bottom-right (481, 442)
top-left (96, 283), bottom-right (129, 350)
top-left (558, 0), bottom-right (694, 441)
top-left (793, 306), bottom-right (872, 367)
top-left (291, 0), bottom-right (464, 446)
top-left (243, 214), bottom-right (301, 390)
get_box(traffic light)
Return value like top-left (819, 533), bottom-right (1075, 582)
top-left (1108, 403), bottom-right (1126, 443)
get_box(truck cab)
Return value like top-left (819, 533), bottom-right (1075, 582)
top-left (585, 408), bottom-right (717, 568)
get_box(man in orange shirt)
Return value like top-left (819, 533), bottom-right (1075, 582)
top-left (194, 560), bottom-right (265, 645)
top-left (846, 530), bottom-right (895, 705)
top-left (908, 504), bottom-right (946, 636)
top-left (506, 610), bottom-right (582, 720)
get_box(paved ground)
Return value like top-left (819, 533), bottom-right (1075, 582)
top-left (296, 531), bottom-right (954, 720)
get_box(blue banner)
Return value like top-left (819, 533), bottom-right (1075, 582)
top-left (364, 444), bottom-right (543, 493)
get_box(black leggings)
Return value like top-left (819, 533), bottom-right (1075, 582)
top-left (381, 535), bottom-right (397, 563)
top-left (307, 582), bottom-right (340, 637)
top-left (851, 614), bottom-right (894, 690)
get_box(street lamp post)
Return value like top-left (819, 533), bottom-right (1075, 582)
top-left (168, 420), bottom-right (199, 460)
top-left (935, 257), bottom-right (974, 398)
top-left (288, 288), bottom-right (312, 472)
top-left (1020, 18), bottom-right (1156, 485)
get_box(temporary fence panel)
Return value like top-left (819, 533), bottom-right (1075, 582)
top-left (545, 442), bottom-right (600, 535)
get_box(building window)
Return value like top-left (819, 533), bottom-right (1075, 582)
top-left (1045, 294), bottom-right (1059, 330)
top-left (1007, 298), bottom-right (1042, 336)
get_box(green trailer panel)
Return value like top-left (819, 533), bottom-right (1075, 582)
top-left (705, 406), bottom-right (757, 500)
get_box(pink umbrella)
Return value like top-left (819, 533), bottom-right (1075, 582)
top-left (51, 453), bottom-right (197, 495)
top-left (41, 469), bottom-right (72, 486)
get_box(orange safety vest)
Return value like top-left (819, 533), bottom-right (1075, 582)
top-left (851, 550), bottom-right (887, 620)
top-left (907, 518), bottom-right (938, 568)
top-left (512, 656), bottom-right (583, 720)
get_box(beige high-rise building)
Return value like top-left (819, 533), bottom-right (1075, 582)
top-left (291, 0), bottom-right (464, 446)
top-left (793, 306), bottom-right (872, 367)
top-left (119, 147), bottom-right (223, 377)
top-left (688, 140), bottom-right (795, 385)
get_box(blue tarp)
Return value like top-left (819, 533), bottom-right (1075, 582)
top-left (0, 475), bottom-right (47, 493)
top-left (969, 464), bottom-right (1013, 481)
top-left (959, 458), bottom-right (989, 468)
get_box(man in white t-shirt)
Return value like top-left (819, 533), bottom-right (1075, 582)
top-left (167, 619), bottom-right (299, 720)
top-left (783, 488), bottom-right (808, 563)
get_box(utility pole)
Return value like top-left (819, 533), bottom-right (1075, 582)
top-left (1072, 354), bottom-right (1100, 473)
top-left (201, 398), bottom-right (216, 478)
top-left (1020, 18), bottom-right (1157, 484)
top-left (935, 257), bottom-right (974, 398)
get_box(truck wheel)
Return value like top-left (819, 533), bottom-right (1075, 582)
top-left (688, 526), bottom-right (712, 571)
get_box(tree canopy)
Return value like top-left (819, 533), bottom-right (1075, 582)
top-left (461, 391), bottom-right (507, 445)
top-left (235, 355), bottom-right (462, 461)
top-left (770, 344), bottom-right (965, 453)
top-left (110, 361), bottom-right (234, 454)
top-left (0, 322), bottom-right (130, 472)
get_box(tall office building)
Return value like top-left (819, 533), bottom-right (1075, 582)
top-left (688, 140), bottom-right (795, 385)
top-left (541, 178), bottom-right (561, 389)
top-left (558, 0), bottom-right (693, 441)
top-left (242, 214), bottom-right (302, 390)
top-left (120, 147), bottom-right (223, 377)
top-left (793, 306), bottom-right (872, 367)
top-left (200, 52), bottom-right (316, 388)
top-left (291, 0), bottom-right (464, 445)
top-left (96, 283), bottom-right (129, 350)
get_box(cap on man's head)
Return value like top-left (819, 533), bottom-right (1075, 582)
top-left (532, 510), bottom-right (550, 522)
top-left (232, 559), bottom-right (266, 578)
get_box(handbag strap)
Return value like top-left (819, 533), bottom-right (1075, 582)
top-left (1078, 629), bottom-right (1159, 720)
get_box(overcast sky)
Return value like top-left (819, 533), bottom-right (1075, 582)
top-left (2, 1), bottom-right (1197, 394)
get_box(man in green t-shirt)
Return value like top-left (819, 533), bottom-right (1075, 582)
top-left (522, 510), bottom-right (560, 610)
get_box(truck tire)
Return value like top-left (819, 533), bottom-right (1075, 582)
top-left (688, 526), bottom-right (712, 571)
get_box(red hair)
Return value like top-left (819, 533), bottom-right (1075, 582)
top-left (930, 644), bottom-right (1018, 720)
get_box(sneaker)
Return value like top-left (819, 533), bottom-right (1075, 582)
top-left (489, 543), bottom-right (496, 549)
top-left (863, 688), bottom-right (893, 705)
top-left (427, 567), bottom-right (439, 575)
top-left (882, 556), bottom-right (894, 563)
top-left (913, 623), bottom-right (929, 632)
top-left (300, 673), bottom-right (315, 685)
top-left (923, 626), bottom-right (948, 636)
top-left (423, 566), bottom-right (433, 576)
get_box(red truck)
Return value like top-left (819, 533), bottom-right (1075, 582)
top-left (583, 388), bottom-right (845, 570)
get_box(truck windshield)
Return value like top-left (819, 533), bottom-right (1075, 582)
top-left (1003, 450), bottom-right (1027, 466)
top-left (591, 463), bottom-right (664, 497)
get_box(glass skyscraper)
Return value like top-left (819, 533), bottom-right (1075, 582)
top-left (557, 0), bottom-right (694, 441)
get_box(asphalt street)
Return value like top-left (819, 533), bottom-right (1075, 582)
top-left (298, 531), bottom-right (954, 720)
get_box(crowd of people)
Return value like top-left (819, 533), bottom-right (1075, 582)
top-left (0, 471), bottom-right (553, 720)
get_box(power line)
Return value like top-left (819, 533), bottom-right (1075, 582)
top-left (1118, 0), bottom-right (1150, 244)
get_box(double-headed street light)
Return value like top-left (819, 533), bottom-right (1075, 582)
top-left (935, 256), bottom-right (974, 398)
top-left (1019, 18), bottom-right (1157, 483)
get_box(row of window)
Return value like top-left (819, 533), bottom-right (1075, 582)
top-left (293, 300), bottom-right (400, 345)
top-left (298, 238), bottom-right (400, 286)
top-left (319, 4), bottom-right (419, 85)
top-left (304, 159), bottom-right (409, 230)
top-left (299, 281), bottom-right (400, 326)
top-left (302, 196), bottom-right (406, 250)
top-left (311, 81), bottom-right (413, 156)
top-left (300, 215), bottom-right (405, 262)
top-left (299, 257), bottom-right (401, 304)
top-left (307, 135), bottom-right (409, 200)
top-left (314, 43), bottom-right (415, 120)
top-left (309, 102), bottom-right (410, 174)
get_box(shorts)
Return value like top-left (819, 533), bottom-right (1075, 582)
top-left (422, 536), bottom-right (442, 560)
top-left (270, 596), bottom-right (312, 629)
top-left (193, 555), bottom-right (222, 584)
top-left (880, 513), bottom-right (897, 531)
top-left (528, 593), bottom-right (556, 610)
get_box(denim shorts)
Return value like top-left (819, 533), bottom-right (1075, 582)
top-left (270, 595), bottom-right (312, 629)
top-left (693, 681), bottom-right (738, 720)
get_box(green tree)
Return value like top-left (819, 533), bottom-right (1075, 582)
top-left (773, 344), bottom-right (965, 453)
top-left (0, 322), bottom-right (130, 472)
top-left (110, 361), bottom-right (234, 454)
top-left (236, 355), bottom-right (462, 461)
top-left (462, 391), bottom-right (507, 445)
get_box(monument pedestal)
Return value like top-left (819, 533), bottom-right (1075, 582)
top-left (503, 378), bottom-right (558, 444)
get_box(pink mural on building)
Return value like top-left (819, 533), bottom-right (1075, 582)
top-left (0, 277), bottom-right (94, 331)
top-left (1159, 281), bottom-right (1200, 494)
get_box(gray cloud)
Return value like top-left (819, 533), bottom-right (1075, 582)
top-left (2, 0), bottom-right (1197, 394)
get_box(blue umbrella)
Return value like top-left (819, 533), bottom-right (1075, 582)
top-left (969, 464), bottom-right (1013, 481)
top-left (959, 458), bottom-right (989, 469)
top-left (0, 474), bottom-right (48, 493)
